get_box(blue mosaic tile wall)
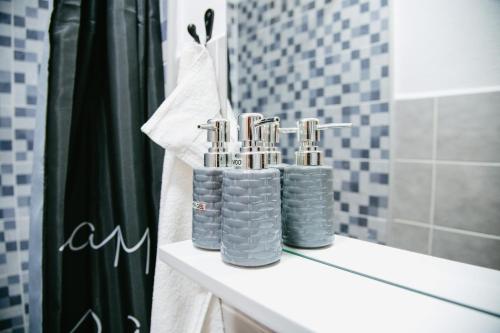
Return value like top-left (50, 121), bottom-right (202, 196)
top-left (228, 0), bottom-right (390, 243)
top-left (0, 0), bottom-right (49, 331)
top-left (159, 0), bottom-right (168, 94)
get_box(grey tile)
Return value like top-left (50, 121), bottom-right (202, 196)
top-left (387, 221), bottom-right (429, 254)
top-left (437, 92), bottom-right (500, 162)
top-left (434, 164), bottom-right (500, 236)
top-left (392, 162), bottom-right (432, 223)
top-left (432, 229), bottom-right (500, 270)
top-left (394, 98), bottom-right (434, 159)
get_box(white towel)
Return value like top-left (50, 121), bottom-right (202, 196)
top-left (142, 42), bottom-right (237, 333)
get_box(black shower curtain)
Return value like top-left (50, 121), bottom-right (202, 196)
top-left (43, 0), bottom-right (164, 331)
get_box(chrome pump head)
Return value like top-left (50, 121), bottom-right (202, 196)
top-left (198, 119), bottom-right (232, 167)
top-left (236, 113), bottom-right (278, 169)
top-left (255, 116), bottom-right (281, 165)
top-left (281, 118), bottom-right (352, 166)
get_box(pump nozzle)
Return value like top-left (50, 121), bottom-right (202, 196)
top-left (255, 117), bottom-right (280, 126)
top-left (198, 119), bottom-right (230, 144)
top-left (318, 122), bottom-right (353, 130)
top-left (197, 119), bottom-right (231, 167)
top-left (197, 123), bottom-right (213, 130)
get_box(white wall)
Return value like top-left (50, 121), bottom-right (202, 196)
top-left (393, 0), bottom-right (500, 98)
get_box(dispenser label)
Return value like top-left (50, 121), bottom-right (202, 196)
top-left (232, 158), bottom-right (243, 168)
top-left (192, 201), bottom-right (207, 211)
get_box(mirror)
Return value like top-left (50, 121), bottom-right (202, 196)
top-left (227, 0), bottom-right (500, 271)
top-left (226, 0), bottom-right (500, 313)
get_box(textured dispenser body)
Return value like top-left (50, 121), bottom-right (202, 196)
top-left (192, 118), bottom-right (231, 250)
top-left (221, 168), bottom-right (282, 267)
top-left (282, 165), bottom-right (334, 248)
top-left (270, 163), bottom-right (288, 226)
top-left (192, 167), bottom-right (225, 250)
top-left (280, 118), bottom-right (350, 248)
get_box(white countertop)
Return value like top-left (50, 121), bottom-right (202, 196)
top-left (159, 239), bottom-right (500, 333)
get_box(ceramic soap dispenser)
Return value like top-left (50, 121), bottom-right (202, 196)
top-left (258, 116), bottom-right (289, 226)
top-left (192, 119), bottom-right (232, 250)
top-left (281, 118), bottom-right (351, 248)
top-left (221, 113), bottom-right (282, 267)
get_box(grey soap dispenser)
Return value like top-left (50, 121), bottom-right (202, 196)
top-left (221, 113), bottom-right (282, 267)
top-left (192, 119), bottom-right (232, 250)
top-left (258, 117), bottom-right (288, 224)
top-left (281, 118), bottom-right (351, 248)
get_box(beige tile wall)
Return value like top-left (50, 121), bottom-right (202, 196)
top-left (388, 91), bottom-right (500, 270)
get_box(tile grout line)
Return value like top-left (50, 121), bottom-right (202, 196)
top-left (427, 97), bottom-right (438, 255)
top-left (393, 218), bottom-right (431, 228)
top-left (434, 225), bottom-right (500, 241)
top-left (393, 218), bottom-right (500, 241)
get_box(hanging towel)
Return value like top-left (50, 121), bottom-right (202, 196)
top-left (142, 42), bottom-right (237, 333)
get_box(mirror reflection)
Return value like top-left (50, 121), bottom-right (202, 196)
top-left (227, 0), bottom-right (500, 271)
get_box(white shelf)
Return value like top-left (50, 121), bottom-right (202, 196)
top-left (159, 239), bottom-right (500, 333)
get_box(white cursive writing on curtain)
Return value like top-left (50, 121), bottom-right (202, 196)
top-left (69, 309), bottom-right (141, 333)
top-left (59, 222), bottom-right (151, 274)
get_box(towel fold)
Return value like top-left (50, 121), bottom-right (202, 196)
top-left (142, 43), bottom-right (235, 167)
top-left (142, 42), bottom-right (236, 333)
